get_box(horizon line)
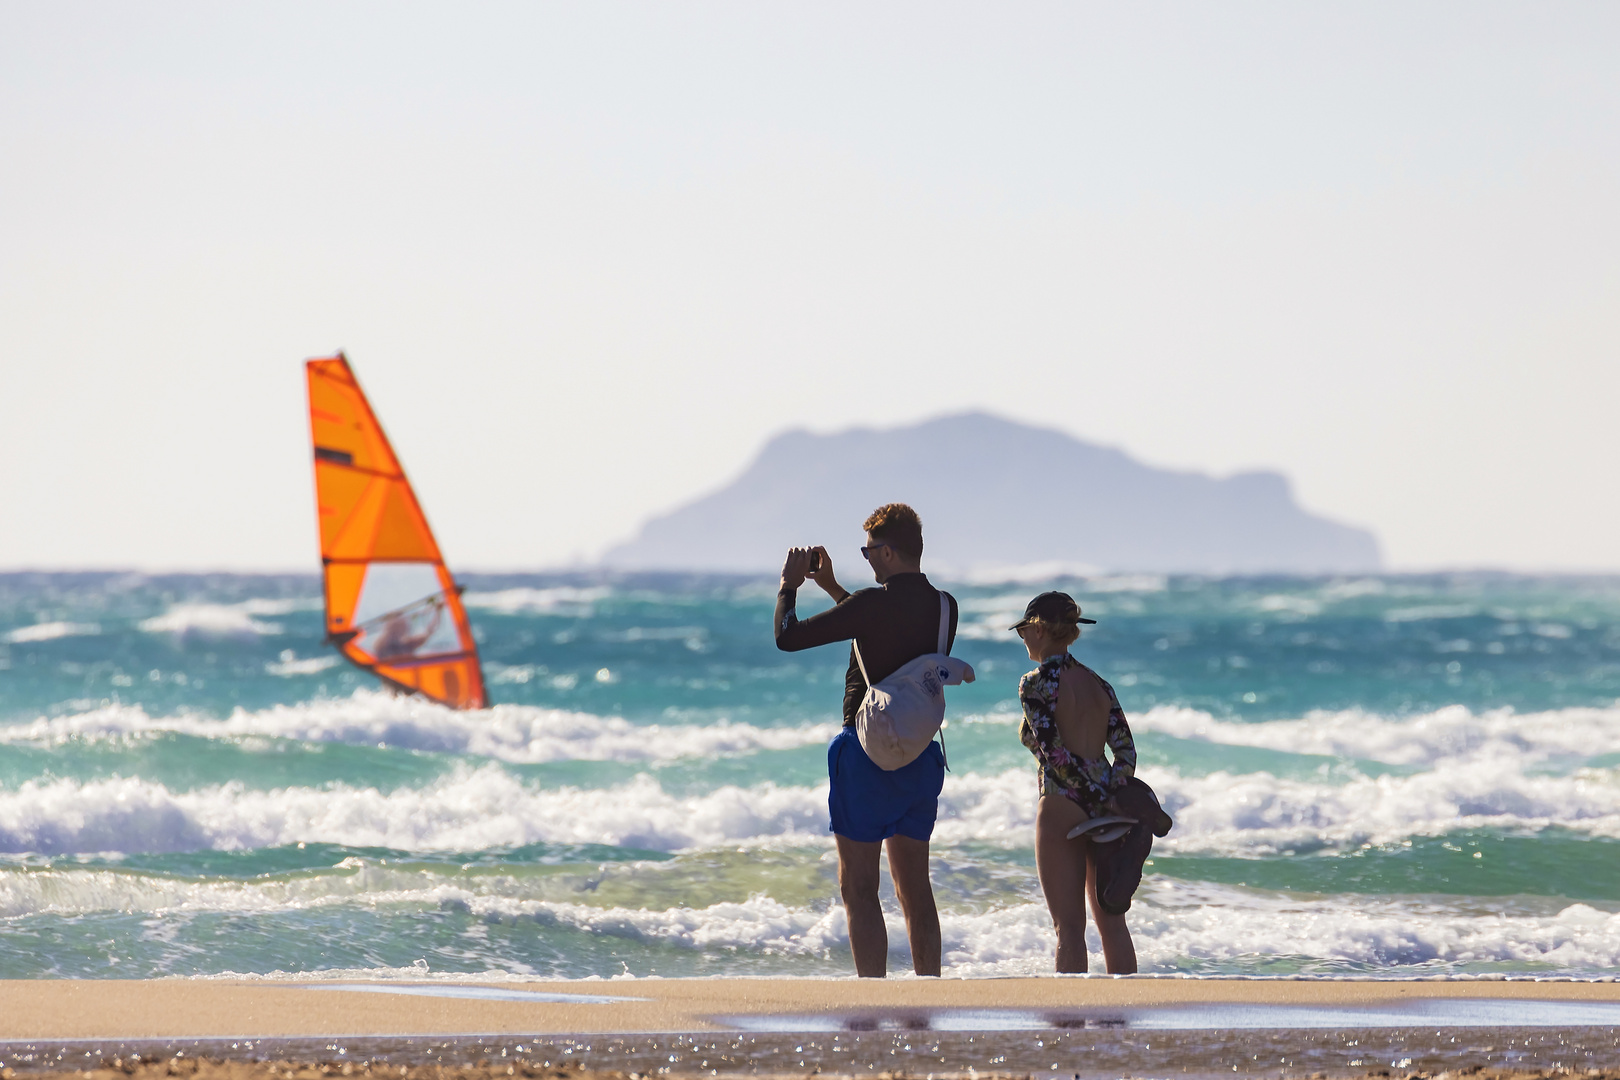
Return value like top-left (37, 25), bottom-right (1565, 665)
top-left (1, 563), bottom-right (1617, 579)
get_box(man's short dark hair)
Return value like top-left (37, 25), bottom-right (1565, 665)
top-left (863, 503), bottom-right (923, 560)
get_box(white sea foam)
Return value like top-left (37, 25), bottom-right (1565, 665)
top-left (462, 587), bottom-right (613, 616)
top-left (1133, 701), bottom-right (1620, 768)
top-left (265, 651), bottom-right (341, 676)
top-left (138, 599), bottom-right (314, 637)
top-left (57, 689), bottom-right (1600, 780)
top-left (0, 693), bottom-right (837, 765)
top-left (1, 621), bottom-right (101, 644)
top-left (1256, 594), bottom-right (1322, 617)
top-left (941, 880), bottom-right (1620, 976)
top-left (949, 562), bottom-right (1103, 585)
top-left (0, 768), bottom-right (832, 855)
top-left (2, 747), bottom-right (1618, 860)
top-left (7, 697), bottom-right (1620, 861)
top-left (1383, 604), bottom-right (1479, 623)
top-left (461, 893), bottom-right (847, 960)
top-left (6, 866), bottom-right (1620, 977)
top-left (1154, 761), bottom-right (1620, 855)
top-left (955, 748), bottom-right (1620, 854)
top-left (952, 584), bottom-right (1154, 640)
top-left (1319, 579), bottom-right (1388, 600)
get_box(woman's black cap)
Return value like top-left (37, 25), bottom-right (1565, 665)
top-left (1010, 590), bottom-right (1097, 630)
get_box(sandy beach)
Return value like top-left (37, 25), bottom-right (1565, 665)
top-left (3, 977), bottom-right (1620, 1079)
top-left (2, 976), bottom-right (1618, 1039)
top-left (3, 1060), bottom-right (1617, 1080)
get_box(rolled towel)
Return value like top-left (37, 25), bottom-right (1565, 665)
top-left (1089, 777), bottom-right (1174, 916)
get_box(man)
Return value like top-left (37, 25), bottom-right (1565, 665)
top-left (775, 502), bottom-right (958, 977)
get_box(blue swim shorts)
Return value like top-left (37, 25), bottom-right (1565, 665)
top-left (827, 725), bottom-right (946, 843)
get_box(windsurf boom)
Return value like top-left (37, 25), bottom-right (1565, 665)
top-left (304, 353), bottom-right (488, 709)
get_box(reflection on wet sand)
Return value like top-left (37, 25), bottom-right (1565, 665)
top-left (716, 997), bottom-right (1620, 1033)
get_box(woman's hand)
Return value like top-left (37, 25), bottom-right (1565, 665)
top-left (806, 546), bottom-right (847, 601)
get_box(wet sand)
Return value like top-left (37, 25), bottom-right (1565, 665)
top-left (3, 1048), bottom-right (1620, 1080)
top-left (4, 1059), bottom-right (1614, 1080)
top-left (4, 978), bottom-right (1620, 1039)
top-left (3, 979), bottom-right (1619, 1077)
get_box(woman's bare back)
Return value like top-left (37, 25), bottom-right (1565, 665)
top-left (1053, 662), bottom-right (1113, 761)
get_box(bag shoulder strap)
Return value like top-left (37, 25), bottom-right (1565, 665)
top-left (851, 639), bottom-right (870, 688)
top-left (937, 590), bottom-right (953, 771)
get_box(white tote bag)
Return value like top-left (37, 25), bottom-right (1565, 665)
top-left (853, 593), bottom-right (976, 771)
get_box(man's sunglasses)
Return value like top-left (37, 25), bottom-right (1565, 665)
top-left (860, 543), bottom-right (891, 560)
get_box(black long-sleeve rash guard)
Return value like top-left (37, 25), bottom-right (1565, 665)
top-left (774, 571), bottom-right (959, 727)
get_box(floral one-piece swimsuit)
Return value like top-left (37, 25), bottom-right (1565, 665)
top-left (1017, 652), bottom-right (1137, 819)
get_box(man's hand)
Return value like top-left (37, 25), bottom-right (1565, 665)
top-left (780, 546), bottom-right (814, 590)
top-left (806, 546), bottom-right (847, 601)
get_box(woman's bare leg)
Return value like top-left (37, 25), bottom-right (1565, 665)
top-left (1035, 794), bottom-right (1091, 973)
top-left (1085, 844), bottom-right (1137, 974)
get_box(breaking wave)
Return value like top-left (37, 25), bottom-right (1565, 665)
top-left (1, 621), bottom-right (101, 644)
top-left (1132, 701), bottom-right (1620, 767)
top-left (0, 768), bottom-right (829, 855)
top-left (0, 693), bottom-right (838, 765)
top-left (6, 868), bottom-right (1620, 977)
top-left (462, 587), bottom-right (613, 616)
top-left (1, 752), bottom-right (1617, 858)
top-left (945, 880), bottom-right (1620, 976)
top-left (138, 599), bottom-right (317, 637)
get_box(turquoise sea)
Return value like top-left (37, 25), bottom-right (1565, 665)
top-left (1, 571), bottom-right (1618, 981)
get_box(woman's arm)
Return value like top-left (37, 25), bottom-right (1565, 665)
top-left (1104, 699), bottom-right (1137, 781)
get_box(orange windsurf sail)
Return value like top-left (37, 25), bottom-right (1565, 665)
top-left (305, 353), bottom-right (488, 709)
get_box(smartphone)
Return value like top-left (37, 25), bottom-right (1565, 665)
top-left (807, 549), bottom-right (823, 572)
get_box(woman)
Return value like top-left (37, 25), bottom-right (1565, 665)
top-left (1013, 590), bottom-right (1138, 974)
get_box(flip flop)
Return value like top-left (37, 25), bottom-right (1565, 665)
top-left (1067, 814), bottom-right (1138, 843)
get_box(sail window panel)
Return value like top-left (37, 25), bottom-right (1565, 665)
top-left (352, 563), bottom-right (443, 625)
top-left (351, 564), bottom-right (462, 662)
top-left (360, 602), bottom-right (462, 661)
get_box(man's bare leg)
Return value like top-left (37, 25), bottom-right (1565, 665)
top-left (884, 833), bottom-right (941, 976)
top-left (835, 833), bottom-right (888, 977)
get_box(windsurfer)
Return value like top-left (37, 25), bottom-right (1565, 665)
top-left (370, 601), bottom-right (443, 659)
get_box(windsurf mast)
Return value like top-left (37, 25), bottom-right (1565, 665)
top-left (304, 352), bottom-right (488, 709)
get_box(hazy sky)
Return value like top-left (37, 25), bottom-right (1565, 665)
top-left (3, 2), bottom-right (1617, 572)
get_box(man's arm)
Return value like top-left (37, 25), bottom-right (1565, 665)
top-left (775, 585), bottom-right (871, 651)
top-left (774, 546), bottom-right (870, 651)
